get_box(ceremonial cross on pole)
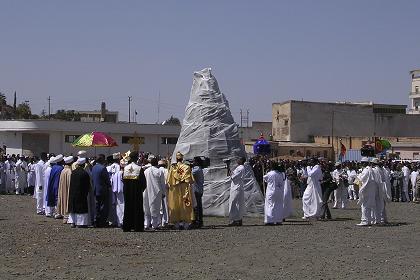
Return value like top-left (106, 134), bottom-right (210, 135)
top-left (128, 132), bottom-right (142, 152)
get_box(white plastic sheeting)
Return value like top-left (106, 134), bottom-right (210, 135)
top-left (172, 68), bottom-right (264, 217)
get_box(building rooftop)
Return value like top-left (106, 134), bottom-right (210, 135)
top-left (273, 100), bottom-right (407, 109)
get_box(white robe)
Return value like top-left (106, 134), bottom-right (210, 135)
top-left (228, 164), bottom-right (245, 222)
top-left (263, 170), bottom-right (285, 224)
top-left (34, 160), bottom-right (45, 214)
top-left (410, 171), bottom-right (418, 200)
top-left (402, 165), bottom-right (410, 201)
top-left (283, 178), bottom-right (294, 220)
top-left (115, 170), bottom-right (124, 227)
top-left (43, 165), bottom-right (52, 215)
top-left (358, 166), bottom-right (378, 224)
top-left (144, 166), bottom-right (166, 228)
top-left (302, 165), bottom-right (323, 218)
top-left (15, 160), bottom-right (28, 194)
top-left (159, 167), bottom-right (169, 225)
top-left (5, 160), bottom-right (15, 193)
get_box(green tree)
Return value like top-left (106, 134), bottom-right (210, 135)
top-left (16, 102), bottom-right (32, 119)
top-left (53, 110), bottom-right (81, 121)
top-left (0, 92), bottom-right (6, 106)
top-left (163, 115), bottom-right (181, 126)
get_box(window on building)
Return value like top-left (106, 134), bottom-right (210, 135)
top-left (416, 86), bottom-right (419, 93)
top-left (323, 150), bottom-right (328, 159)
top-left (289, 149), bottom-right (295, 156)
top-left (316, 151), bottom-right (321, 157)
top-left (284, 119), bottom-right (289, 126)
top-left (65, 135), bottom-right (81, 143)
top-left (122, 136), bottom-right (145, 144)
top-left (306, 150), bottom-right (311, 157)
top-left (161, 137), bottom-right (178, 145)
top-left (327, 136), bottom-right (331, 145)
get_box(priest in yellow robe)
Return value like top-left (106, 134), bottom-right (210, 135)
top-left (167, 152), bottom-right (194, 229)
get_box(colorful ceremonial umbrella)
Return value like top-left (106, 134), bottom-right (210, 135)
top-left (72, 131), bottom-right (118, 147)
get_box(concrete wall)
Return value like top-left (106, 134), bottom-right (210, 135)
top-left (273, 101), bottom-right (420, 143)
top-left (272, 102), bottom-right (291, 141)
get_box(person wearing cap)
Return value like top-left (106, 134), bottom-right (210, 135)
top-left (68, 157), bottom-right (91, 228)
top-left (107, 152), bottom-right (121, 227)
top-left (4, 155), bottom-right (16, 194)
top-left (167, 152), bottom-right (195, 229)
top-left (302, 158), bottom-right (323, 220)
top-left (158, 159), bottom-right (169, 227)
top-left (356, 157), bottom-right (378, 226)
top-left (46, 154), bottom-right (64, 217)
top-left (15, 155), bottom-right (28, 195)
top-left (347, 163), bottom-right (359, 200)
top-left (91, 154), bottom-right (112, 228)
top-left (34, 152), bottom-right (48, 215)
top-left (332, 162), bottom-right (348, 209)
top-left (144, 155), bottom-right (166, 230)
top-left (43, 155), bottom-right (55, 217)
top-left (401, 163), bottom-right (411, 202)
top-left (115, 158), bottom-right (127, 228)
top-left (72, 151), bottom-right (87, 171)
top-left (228, 157), bottom-right (247, 226)
top-left (56, 156), bottom-right (74, 221)
top-left (122, 151), bottom-right (147, 232)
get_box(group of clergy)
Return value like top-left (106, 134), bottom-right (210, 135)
top-left (30, 149), bottom-right (205, 231)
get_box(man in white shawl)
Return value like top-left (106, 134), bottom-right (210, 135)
top-left (43, 156), bottom-right (55, 217)
top-left (402, 164), bottom-right (411, 202)
top-left (114, 159), bottom-right (126, 227)
top-left (263, 162), bottom-right (285, 225)
top-left (228, 157), bottom-right (246, 226)
top-left (144, 155), bottom-right (166, 229)
top-left (158, 160), bottom-right (169, 226)
top-left (356, 157), bottom-right (378, 226)
top-left (34, 153), bottom-right (47, 214)
top-left (410, 167), bottom-right (419, 202)
top-left (15, 156), bottom-right (28, 195)
top-left (302, 158), bottom-right (323, 219)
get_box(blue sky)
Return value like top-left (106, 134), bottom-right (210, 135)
top-left (1, 1), bottom-right (420, 123)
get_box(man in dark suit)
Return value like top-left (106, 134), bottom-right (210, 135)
top-left (91, 154), bottom-right (112, 227)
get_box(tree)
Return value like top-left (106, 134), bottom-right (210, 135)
top-left (0, 92), bottom-right (6, 106)
top-left (163, 115), bottom-right (181, 126)
top-left (15, 102), bottom-right (31, 119)
top-left (52, 110), bottom-right (81, 121)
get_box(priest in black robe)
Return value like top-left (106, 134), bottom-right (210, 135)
top-left (68, 158), bottom-right (91, 227)
top-left (122, 151), bottom-right (147, 232)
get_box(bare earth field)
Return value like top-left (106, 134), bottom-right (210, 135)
top-left (1, 195), bottom-right (419, 280)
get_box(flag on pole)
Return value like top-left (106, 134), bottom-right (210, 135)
top-left (339, 142), bottom-right (346, 161)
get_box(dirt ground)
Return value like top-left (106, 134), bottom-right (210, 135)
top-left (0, 195), bottom-right (419, 280)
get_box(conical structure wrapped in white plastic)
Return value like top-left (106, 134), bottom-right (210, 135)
top-left (172, 68), bottom-right (264, 216)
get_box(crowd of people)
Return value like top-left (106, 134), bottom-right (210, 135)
top-left (0, 151), bottom-right (205, 231)
top-left (249, 156), bottom-right (420, 226)
top-left (1, 152), bottom-right (419, 229)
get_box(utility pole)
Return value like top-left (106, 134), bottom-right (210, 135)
top-left (157, 91), bottom-right (161, 124)
top-left (240, 109), bottom-right (243, 127)
top-left (48, 96), bottom-right (51, 119)
top-left (246, 109), bottom-right (250, 128)
top-left (128, 96), bottom-right (132, 123)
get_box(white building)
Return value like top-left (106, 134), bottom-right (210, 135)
top-left (409, 69), bottom-right (420, 114)
top-left (0, 120), bottom-right (180, 158)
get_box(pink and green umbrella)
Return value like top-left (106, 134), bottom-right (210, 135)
top-left (72, 132), bottom-right (118, 147)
